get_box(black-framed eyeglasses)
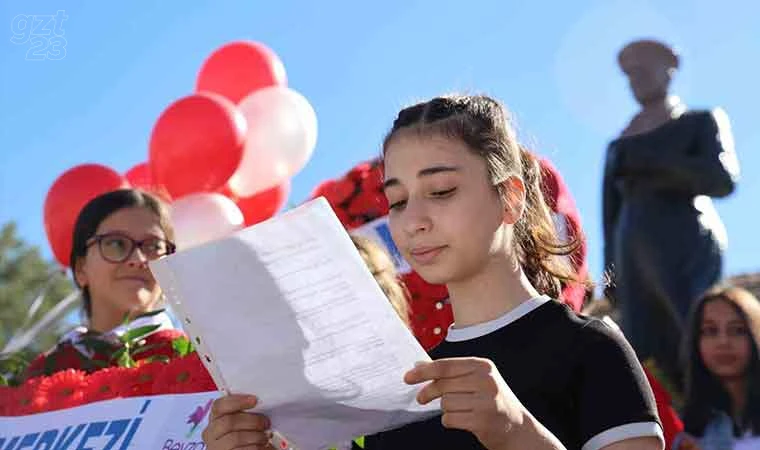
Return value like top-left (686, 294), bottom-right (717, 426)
top-left (86, 233), bottom-right (176, 263)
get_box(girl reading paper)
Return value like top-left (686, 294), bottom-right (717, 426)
top-left (203, 95), bottom-right (664, 450)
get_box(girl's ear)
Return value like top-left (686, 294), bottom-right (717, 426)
top-left (73, 256), bottom-right (88, 288)
top-left (499, 176), bottom-right (526, 225)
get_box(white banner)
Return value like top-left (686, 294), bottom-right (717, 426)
top-left (0, 392), bottom-right (218, 450)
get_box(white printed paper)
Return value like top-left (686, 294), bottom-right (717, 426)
top-left (150, 198), bottom-right (439, 450)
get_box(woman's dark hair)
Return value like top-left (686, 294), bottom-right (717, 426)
top-left (682, 285), bottom-right (760, 436)
top-left (70, 189), bottom-right (174, 317)
top-left (382, 94), bottom-right (581, 298)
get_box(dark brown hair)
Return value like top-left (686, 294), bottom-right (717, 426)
top-left (351, 235), bottom-right (411, 327)
top-left (70, 189), bottom-right (175, 318)
top-left (382, 94), bottom-right (580, 298)
top-left (683, 285), bottom-right (760, 436)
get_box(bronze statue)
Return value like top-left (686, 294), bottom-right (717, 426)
top-left (603, 39), bottom-right (740, 389)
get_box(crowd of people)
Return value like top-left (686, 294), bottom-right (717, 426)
top-left (20, 39), bottom-right (759, 450)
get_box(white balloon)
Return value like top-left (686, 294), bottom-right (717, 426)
top-left (170, 193), bottom-right (244, 250)
top-left (229, 86), bottom-right (317, 197)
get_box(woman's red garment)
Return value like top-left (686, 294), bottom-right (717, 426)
top-left (643, 366), bottom-right (684, 450)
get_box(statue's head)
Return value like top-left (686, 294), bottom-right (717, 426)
top-left (618, 39), bottom-right (679, 106)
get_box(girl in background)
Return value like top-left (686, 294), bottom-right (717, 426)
top-left (24, 189), bottom-right (184, 379)
top-left (676, 286), bottom-right (760, 449)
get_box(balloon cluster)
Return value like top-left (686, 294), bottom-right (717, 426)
top-left (312, 157), bottom-right (589, 350)
top-left (44, 41), bottom-right (311, 265)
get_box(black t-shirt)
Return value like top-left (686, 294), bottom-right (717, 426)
top-left (365, 298), bottom-right (662, 450)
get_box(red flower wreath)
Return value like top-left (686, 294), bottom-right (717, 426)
top-left (132, 329), bottom-right (186, 362)
top-left (123, 361), bottom-right (164, 397)
top-left (152, 353), bottom-right (216, 395)
top-left (0, 385), bottom-right (14, 415)
top-left (6, 376), bottom-right (46, 416)
top-left (36, 369), bottom-right (86, 412)
top-left (80, 366), bottom-right (131, 403)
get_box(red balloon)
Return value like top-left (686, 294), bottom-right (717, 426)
top-left (124, 162), bottom-right (172, 201)
top-left (196, 41), bottom-right (287, 104)
top-left (234, 181), bottom-right (290, 226)
top-left (149, 92), bottom-right (246, 200)
top-left (44, 164), bottom-right (127, 267)
top-left (124, 162), bottom-right (152, 189)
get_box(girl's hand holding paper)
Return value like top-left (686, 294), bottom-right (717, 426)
top-left (203, 394), bottom-right (275, 450)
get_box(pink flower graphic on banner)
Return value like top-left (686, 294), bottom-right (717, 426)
top-left (187, 399), bottom-right (213, 437)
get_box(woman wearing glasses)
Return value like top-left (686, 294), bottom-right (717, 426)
top-left (23, 189), bottom-right (183, 379)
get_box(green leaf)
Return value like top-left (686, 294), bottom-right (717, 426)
top-left (110, 347), bottom-right (128, 364)
top-left (0, 375), bottom-right (8, 386)
top-left (112, 344), bottom-right (136, 368)
top-left (120, 311), bottom-right (131, 326)
top-left (171, 336), bottom-right (194, 357)
top-left (117, 351), bottom-right (134, 368)
top-left (130, 344), bottom-right (161, 357)
top-left (121, 325), bottom-right (161, 343)
top-left (133, 309), bottom-right (165, 319)
top-left (0, 352), bottom-right (29, 373)
top-left (354, 436), bottom-right (365, 448)
top-left (0, 352), bottom-right (29, 365)
top-left (142, 355), bottom-right (170, 364)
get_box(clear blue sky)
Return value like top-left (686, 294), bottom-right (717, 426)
top-left (2, 0), bottom-right (758, 284)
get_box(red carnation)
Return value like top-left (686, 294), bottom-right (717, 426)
top-left (7, 376), bottom-right (46, 415)
top-left (347, 162), bottom-right (372, 181)
top-left (313, 179), bottom-right (356, 206)
top-left (0, 385), bottom-right (13, 416)
top-left (125, 361), bottom-right (164, 397)
top-left (153, 353), bottom-right (216, 395)
top-left (360, 166), bottom-right (384, 193)
top-left (332, 206), bottom-right (352, 228)
top-left (134, 329), bottom-right (186, 361)
top-left (335, 179), bottom-right (360, 206)
top-left (37, 369), bottom-right (86, 412)
top-left (81, 366), bottom-right (130, 404)
top-left (108, 367), bottom-right (140, 398)
top-left (347, 191), bottom-right (387, 219)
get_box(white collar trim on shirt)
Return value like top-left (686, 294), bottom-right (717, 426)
top-left (445, 295), bottom-right (551, 342)
top-left (60, 310), bottom-right (175, 357)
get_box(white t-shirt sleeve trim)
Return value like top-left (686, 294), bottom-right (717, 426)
top-left (582, 422), bottom-right (664, 450)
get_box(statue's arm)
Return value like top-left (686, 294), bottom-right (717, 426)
top-left (693, 108), bottom-right (740, 197)
top-left (616, 109), bottom-right (739, 197)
